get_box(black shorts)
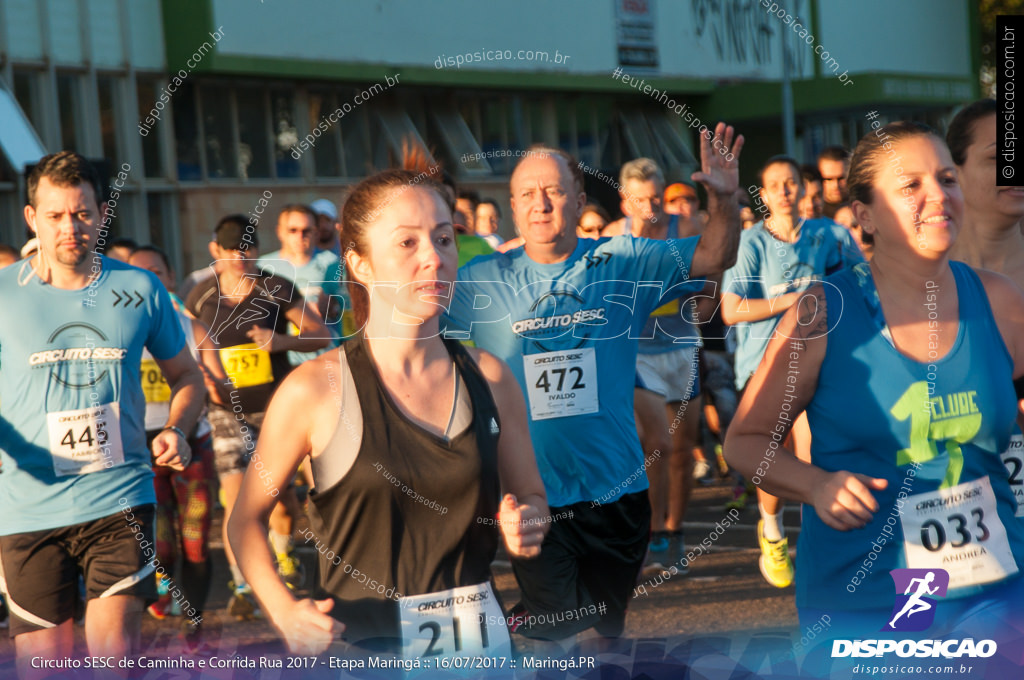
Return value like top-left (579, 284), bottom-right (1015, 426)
top-left (0, 505), bottom-right (158, 637)
top-left (510, 491), bottom-right (651, 639)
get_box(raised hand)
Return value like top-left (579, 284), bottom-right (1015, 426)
top-left (691, 122), bottom-right (744, 197)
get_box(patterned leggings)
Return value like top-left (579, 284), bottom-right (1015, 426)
top-left (151, 432), bottom-right (216, 612)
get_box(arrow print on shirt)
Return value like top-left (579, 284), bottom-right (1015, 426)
top-left (112, 290), bottom-right (145, 308)
top-left (582, 252), bottom-right (612, 269)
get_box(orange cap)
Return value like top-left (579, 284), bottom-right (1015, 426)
top-left (665, 183), bottom-right (697, 202)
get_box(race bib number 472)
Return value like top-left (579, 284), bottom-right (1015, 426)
top-left (522, 348), bottom-right (599, 421)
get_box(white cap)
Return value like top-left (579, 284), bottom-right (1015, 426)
top-left (310, 198), bottom-right (338, 220)
top-left (20, 238), bottom-right (39, 258)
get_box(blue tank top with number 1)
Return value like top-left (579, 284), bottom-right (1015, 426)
top-left (800, 262), bottom-right (1024, 611)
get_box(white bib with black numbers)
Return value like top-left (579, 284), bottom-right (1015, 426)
top-left (1001, 432), bottom-right (1024, 518)
top-left (398, 582), bottom-right (511, 659)
top-left (46, 403), bottom-right (124, 476)
top-left (523, 348), bottom-right (599, 421)
top-left (900, 476), bottom-right (1017, 589)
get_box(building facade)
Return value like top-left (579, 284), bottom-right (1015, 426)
top-left (0, 0), bottom-right (979, 272)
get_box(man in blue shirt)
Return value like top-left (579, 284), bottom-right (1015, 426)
top-left (257, 204), bottom-right (343, 366)
top-left (445, 124), bottom-right (744, 641)
top-left (0, 152), bottom-right (205, 673)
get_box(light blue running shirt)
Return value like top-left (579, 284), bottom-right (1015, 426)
top-left (444, 235), bottom-right (701, 507)
top-left (0, 257), bottom-right (185, 534)
top-left (625, 215), bottom-right (703, 354)
top-left (723, 217), bottom-right (860, 390)
top-left (258, 249), bottom-right (343, 365)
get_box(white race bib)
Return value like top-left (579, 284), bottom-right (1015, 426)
top-left (901, 476), bottom-right (1018, 588)
top-left (46, 403), bottom-right (125, 477)
top-left (1001, 432), bottom-right (1024, 518)
top-left (399, 582), bottom-right (510, 659)
top-left (522, 348), bottom-right (599, 421)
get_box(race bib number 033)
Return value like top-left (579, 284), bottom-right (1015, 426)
top-left (900, 476), bottom-right (1018, 589)
top-left (523, 348), bottom-right (599, 421)
top-left (219, 343), bottom-right (273, 389)
top-left (399, 582), bottom-right (511, 660)
top-left (46, 403), bottom-right (124, 477)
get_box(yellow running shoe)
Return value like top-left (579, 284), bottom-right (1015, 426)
top-left (757, 520), bottom-right (794, 588)
top-left (276, 551), bottom-right (306, 590)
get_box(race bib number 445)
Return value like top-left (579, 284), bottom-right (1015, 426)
top-left (901, 476), bottom-right (1018, 589)
top-left (523, 348), bottom-right (599, 421)
top-left (46, 403), bottom-right (124, 476)
top-left (399, 582), bottom-right (511, 659)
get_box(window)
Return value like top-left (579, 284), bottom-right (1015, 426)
top-left (97, 76), bottom-right (120, 166)
top-left (12, 70), bottom-right (45, 139)
top-left (172, 82), bottom-right (201, 181)
top-left (137, 78), bottom-right (167, 178)
top-left (236, 88), bottom-right (271, 179)
top-left (308, 90), bottom-right (341, 178)
top-left (200, 86), bottom-right (237, 179)
top-left (339, 102), bottom-right (371, 177)
top-left (271, 90), bottom-right (300, 178)
top-left (57, 73), bottom-right (83, 153)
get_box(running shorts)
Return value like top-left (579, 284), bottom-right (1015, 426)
top-left (510, 490), bottom-right (651, 639)
top-left (0, 505), bottom-right (158, 637)
top-left (636, 346), bottom-right (700, 402)
top-left (207, 406), bottom-right (264, 478)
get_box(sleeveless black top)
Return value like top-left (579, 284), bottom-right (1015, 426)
top-left (307, 334), bottom-right (502, 650)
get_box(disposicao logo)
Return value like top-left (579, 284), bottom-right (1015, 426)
top-left (884, 568), bottom-right (948, 632)
top-left (831, 569), bottom-right (997, 659)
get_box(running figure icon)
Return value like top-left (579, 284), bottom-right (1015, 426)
top-left (888, 571), bottom-right (939, 628)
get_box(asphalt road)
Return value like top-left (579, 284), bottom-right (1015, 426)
top-left (0, 475), bottom-right (807, 678)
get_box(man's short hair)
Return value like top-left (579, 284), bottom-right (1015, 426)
top-left (800, 164), bottom-right (823, 183)
top-left (457, 189), bottom-right (481, 209)
top-left (619, 158), bottom-right (664, 189)
top-left (27, 151), bottom-right (104, 208)
top-left (478, 198), bottom-right (501, 217)
top-left (818, 145), bottom-right (851, 164)
top-left (277, 203), bottom-right (317, 224)
top-left (107, 237), bottom-right (139, 254)
top-left (131, 244), bottom-right (172, 270)
top-left (511, 145), bottom-right (584, 193)
top-left (214, 214), bottom-right (258, 249)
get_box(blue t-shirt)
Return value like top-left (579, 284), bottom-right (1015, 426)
top-left (626, 215), bottom-right (704, 354)
top-left (444, 235), bottom-right (701, 507)
top-left (258, 249), bottom-right (343, 365)
top-left (801, 262), bottom-right (1024, 610)
top-left (0, 258), bottom-right (186, 534)
top-left (723, 218), bottom-right (860, 390)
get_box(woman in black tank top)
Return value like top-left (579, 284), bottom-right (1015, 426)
top-left (228, 170), bottom-right (549, 658)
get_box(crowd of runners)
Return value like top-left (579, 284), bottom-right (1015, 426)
top-left (0, 96), bottom-right (1022, 676)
